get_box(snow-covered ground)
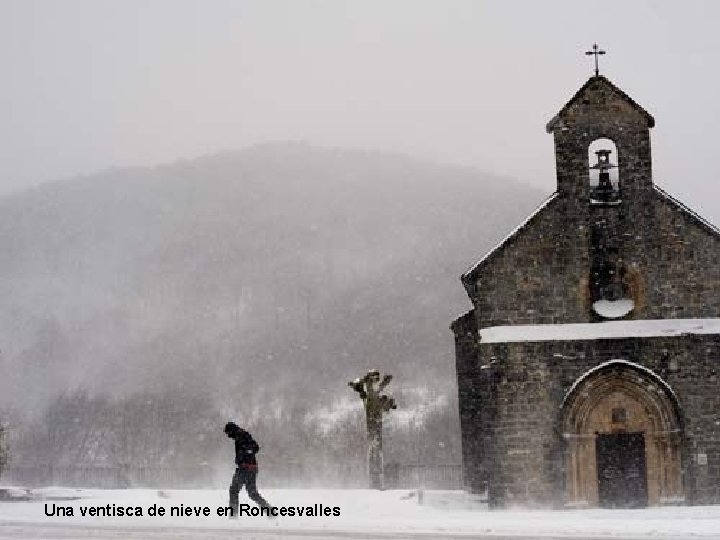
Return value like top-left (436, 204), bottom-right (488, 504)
top-left (2, 487), bottom-right (720, 538)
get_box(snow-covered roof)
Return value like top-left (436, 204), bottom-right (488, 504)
top-left (654, 185), bottom-right (720, 237)
top-left (462, 187), bottom-right (720, 290)
top-left (479, 318), bottom-right (720, 343)
top-left (462, 192), bottom-right (558, 283)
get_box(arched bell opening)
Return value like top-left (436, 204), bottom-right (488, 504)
top-left (588, 138), bottom-right (621, 205)
top-left (561, 360), bottom-right (684, 508)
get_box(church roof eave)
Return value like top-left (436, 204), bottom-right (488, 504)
top-left (461, 192), bottom-right (559, 291)
top-left (545, 75), bottom-right (655, 134)
top-left (461, 186), bottom-right (720, 296)
top-left (653, 185), bottom-right (720, 237)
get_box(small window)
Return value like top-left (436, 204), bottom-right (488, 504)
top-left (588, 138), bottom-right (621, 204)
top-left (612, 407), bottom-right (627, 423)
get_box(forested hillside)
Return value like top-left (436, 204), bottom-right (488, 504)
top-left (0, 143), bottom-right (546, 480)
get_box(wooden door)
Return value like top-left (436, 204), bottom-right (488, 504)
top-left (596, 432), bottom-right (648, 508)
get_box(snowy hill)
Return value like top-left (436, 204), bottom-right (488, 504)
top-left (0, 143), bottom-right (545, 472)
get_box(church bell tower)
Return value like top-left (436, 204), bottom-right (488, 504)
top-left (545, 76), bottom-right (655, 205)
top-left (545, 47), bottom-right (656, 320)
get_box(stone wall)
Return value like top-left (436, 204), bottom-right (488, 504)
top-left (466, 189), bottom-right (720, 329)
top-left (457, 334), bottom-right (720, 507)
top-left (451, 310), bottom-right (484, 493)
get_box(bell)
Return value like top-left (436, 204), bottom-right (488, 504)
top-left (590, 149), bottom-right (617, 172)
top-left (590, 149), bottom-right (619, 202)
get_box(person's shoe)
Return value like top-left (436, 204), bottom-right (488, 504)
top-left (228, 507), bottom-right (238, 520)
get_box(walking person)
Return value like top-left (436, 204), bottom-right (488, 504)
top-left (224, 421), bottom-right (272, 517)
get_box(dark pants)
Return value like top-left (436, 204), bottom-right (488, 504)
top-left (229, 466), bottom-right (270, 513)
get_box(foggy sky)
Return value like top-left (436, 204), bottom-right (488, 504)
top-left (3, 0), bottom-right (720, 222)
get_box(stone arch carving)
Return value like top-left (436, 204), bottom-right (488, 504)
top-left (561, 360), bottom-right (683, 507)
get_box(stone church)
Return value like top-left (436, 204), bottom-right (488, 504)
top-left (452, 72), bottom-right (720, 508)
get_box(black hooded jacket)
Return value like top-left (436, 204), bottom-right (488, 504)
top-left (227, 424), bottom-right (260, 468)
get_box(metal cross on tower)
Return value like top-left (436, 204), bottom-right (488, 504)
top-left (585, 43), bottom-right (606, 76)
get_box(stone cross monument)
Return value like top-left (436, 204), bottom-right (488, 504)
top-left (348, 369), bottom-right (396, 489)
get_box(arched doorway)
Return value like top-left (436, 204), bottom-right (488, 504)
top-left (561, 360), bottom-right (683, 508)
